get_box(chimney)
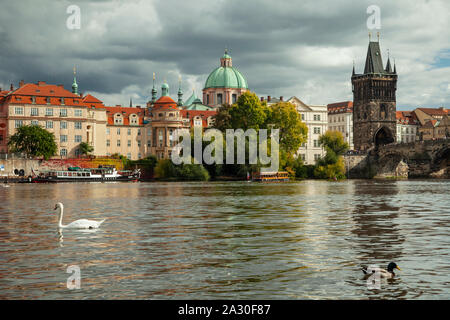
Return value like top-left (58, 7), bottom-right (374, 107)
top-left (280, 96), bottom-right (283, 101)
top-left (19, 80), bottom-right (24, 87)
top-left (260, 97), bottom-right (264, 102)
top-left (37, 81), bottom-right (46, 86)
top-left (268, 95), bottom-right (271, 102)
top-left (10, 83), bottom-right (13, 91)
top-left (58, 84), bottom-right (64, 88)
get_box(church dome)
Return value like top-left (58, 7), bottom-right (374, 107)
top-left (204, 51), bottom-right (248, 89)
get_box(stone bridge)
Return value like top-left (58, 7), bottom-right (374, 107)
top-left (345, 139), bottom-right (450, 178)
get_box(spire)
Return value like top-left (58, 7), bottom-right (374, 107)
top-left (352, 60), bottom-right (355, 75)
top-left (221, 48), bottom-right (232, 67)
top-left (72, 66), bottom-right (78, 95)
top-left (177, 75), bottom-right (183, 106)
top-left (151, 72), bottom-right (157, 103)
top-left (129, 97), bottom-right (133, 108)
top-left (385, 50), bottom-right (392, 73)
top-left (393, 58), bottom-right (397, 74)
top-left (364, 41), bottom-right (384, 74)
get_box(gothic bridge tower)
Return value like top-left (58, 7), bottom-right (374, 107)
top-left (352, 36), bottom-right (397, 151)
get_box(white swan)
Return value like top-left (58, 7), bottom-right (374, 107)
top-left (55, 202), bottom-right (106, 229)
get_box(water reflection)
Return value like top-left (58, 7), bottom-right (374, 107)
top-left (0, 180), bottom-right (449, 299)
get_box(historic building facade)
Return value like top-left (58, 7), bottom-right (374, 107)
top-left (264, 95), bottom-right (328, 165)
top-left (351, 39), bottom-right (397, 151)
top-left (203, 50), bottom-right (248, 108)
top-left (327, 101), bottom-right (354, 150)
top-left (396, 111), bottom-right (418, 143)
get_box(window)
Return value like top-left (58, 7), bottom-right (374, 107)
top-left (75, 135), bottom-right (82, 143)
top-left (217, 93), bottom-right (223, 105)
top-left (74, 122), bottom-right (82, 130)
top-left (147, 140), bottom-right (151, 147)
top-left (14, 107), bottom-right (24, 115)
top-left (301, 114), bottom-right (305, 121)
top-left (31, 107), bottom-right (39, 116)
top-left (60, 149), bottom-right (67, 157)
top-left (61, 98), bottom-right (65, 105)
top-left (158, 130), bottom-right (163, 147)
top-left (232, 94), bottom-right (237, 104)
top-left (15, 120), bottom-right (23, 128)
top-left (117, 128), bottom-right (121, 135)
top-left (137, 140), bottom-right (141, 147)
top-left (313, 114), bottom-right (321, 121)
top-left (137, 128), bottom-right (141, 136)
top-left (127, 153), bottom-right (131, 159)
top-left (314, 154), bottom-right (321, 161)
top-left (313, 140), bottom-right (319, 148)
top-left (138, 153), bottom-right (141, 159)
top-left (46, 108), bottom-right (53, 116)
top-left (60, 121), bottom-right (67, 129)
top-left (117, 140), bottom-right (121, 147)
top-left (46, 121), bottom-right (53, 129)
top-left (31, 96), bottom-right (36, 104)
top-left (107, 128), bottom-right (110, 135)
top-left (46, 97), bottom-right (51, 104)
top-left (106, 139), bottom-right (110, 147)
top-left (314, 127), bottom-right (321, 134)
top-left (31, 120), bottom-right (39, 126)
top-left (128, 140), bottom-right (131, 147)
top-left (300, 154), bottom-right (306, 161)
top-left (60, 135), bottom-right (67, 143)
top-left (74, 109), bottom-right (82, 117)
top-left (60, 109), bottom-right (67, 117)
top-left (127, 128), bottom-right (131, 135)
top-left (75, 149), bottom-right (81, 157)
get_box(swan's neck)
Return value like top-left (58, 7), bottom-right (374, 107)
top-left (58, 206), bottom-right (65, 228)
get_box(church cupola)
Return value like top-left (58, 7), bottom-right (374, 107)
top-left (161, 80), bottom-right (169, 97)
top-left (220, 49), bottom-right (232, 67)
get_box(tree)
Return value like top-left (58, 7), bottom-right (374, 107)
top-left (229, 91), bottom-right (268, 131)
top-left (314, 131), bottom-right (349, 179)
top-left (213, 104), bottom-right (232, 132)
top-left (79, 142), bottom-right (94, 155)
top-left (266, 102), bottom-right (308, 157)
top-left (8, 125), bottom-right (57, 160)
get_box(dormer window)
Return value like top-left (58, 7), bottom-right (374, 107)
top-left (130, 114), bottom-right (138, 125)
top-left (46, 97), bottom-right (51, 104)
top-left (114, 113), bottom-right (123, 125)
top-left (31, 96), bottom-right (36, 104)
top-left (61, 98), bottom-right (65, 105)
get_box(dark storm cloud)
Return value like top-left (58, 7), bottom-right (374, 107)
top-left (0, 0), bottom-right (448, 108)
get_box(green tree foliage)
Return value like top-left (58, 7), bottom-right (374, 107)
top-left (7, 125), bottom-right (57, 160)
top-left (213, 104), bottom-right (232, 132)
top-left (79, 141), bottom-right (94, 155)
top-left (229, 91), bottom-right (268, 130)
top-left (314, 131), bottom-right (349, 179)
top-left (154, 159), bottom-right (210, 181)
top-left (266, 102), bottom-right (308, 157)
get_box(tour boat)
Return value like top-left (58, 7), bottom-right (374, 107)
top-left (30, 166), bottom-right (140, 183)
top-left (251, 171), bottom-right (289, 182)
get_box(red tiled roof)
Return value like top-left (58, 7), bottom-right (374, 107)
top-left (422, 119), bottom-right (438, 128)
top-left (152, 96), bottom-right (179, 110)
top-left (396, 111), bottom-right (418, 125)
top-left (417, 107), bottom-right (448, 116)
top-left (104, 106), bottom-right (144, 126)
top-left (327, 101), bottom-right (353, 113)
top-left (2, 81), bottom-right (85, 107)
top-left (82, 94), bottom-right (104, 104)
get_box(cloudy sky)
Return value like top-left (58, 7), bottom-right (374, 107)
top-left (0, 0), bottom-right (449, 110)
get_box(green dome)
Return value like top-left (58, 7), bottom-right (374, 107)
top-left (204, 66), bottom-right (248, 89)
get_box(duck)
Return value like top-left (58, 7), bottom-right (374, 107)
top-left (361, 262), bottom-right (401, 279)
top-left (54, 202), bottom-right (106, 229)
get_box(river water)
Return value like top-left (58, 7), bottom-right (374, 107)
top-left (0, 180), bottom-right (449, 299)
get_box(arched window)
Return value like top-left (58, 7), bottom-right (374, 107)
top-left (380, 104), bottom-right (387, 119)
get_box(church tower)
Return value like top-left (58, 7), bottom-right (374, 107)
top-left (352, 35), bottom-right (397, 151)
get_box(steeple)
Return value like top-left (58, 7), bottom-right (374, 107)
top-left (151, 72), bottom-right (157, 103)
top-left (363, 41), bottom-right (385, 74)
top-left (393, 59), bottom-right (397, 74)
top-left (129, 97), bottom-right (133, 108)
top-left (385, 49), bottom-right (392, 73)
top-left (72, 66), bottom-right (78, 95)
top-left (352, 60), bottom-right (355, 76)
top-left (177, 75), bottom-right (183, 106)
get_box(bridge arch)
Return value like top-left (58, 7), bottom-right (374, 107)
top-left (374, 126), bottom-right (395, 147)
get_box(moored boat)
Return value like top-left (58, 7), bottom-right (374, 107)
top-left (251, 171), bottom-right (289, 182)
top-left (30, 166), bottom-right (140, 183)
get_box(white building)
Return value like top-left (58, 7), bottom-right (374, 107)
top-left (262, 96), bottom-right (327, 165)
top-left (327, 101), bottom-right (354, 150)
top-left (396, 111), bottom-right (418, 143)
